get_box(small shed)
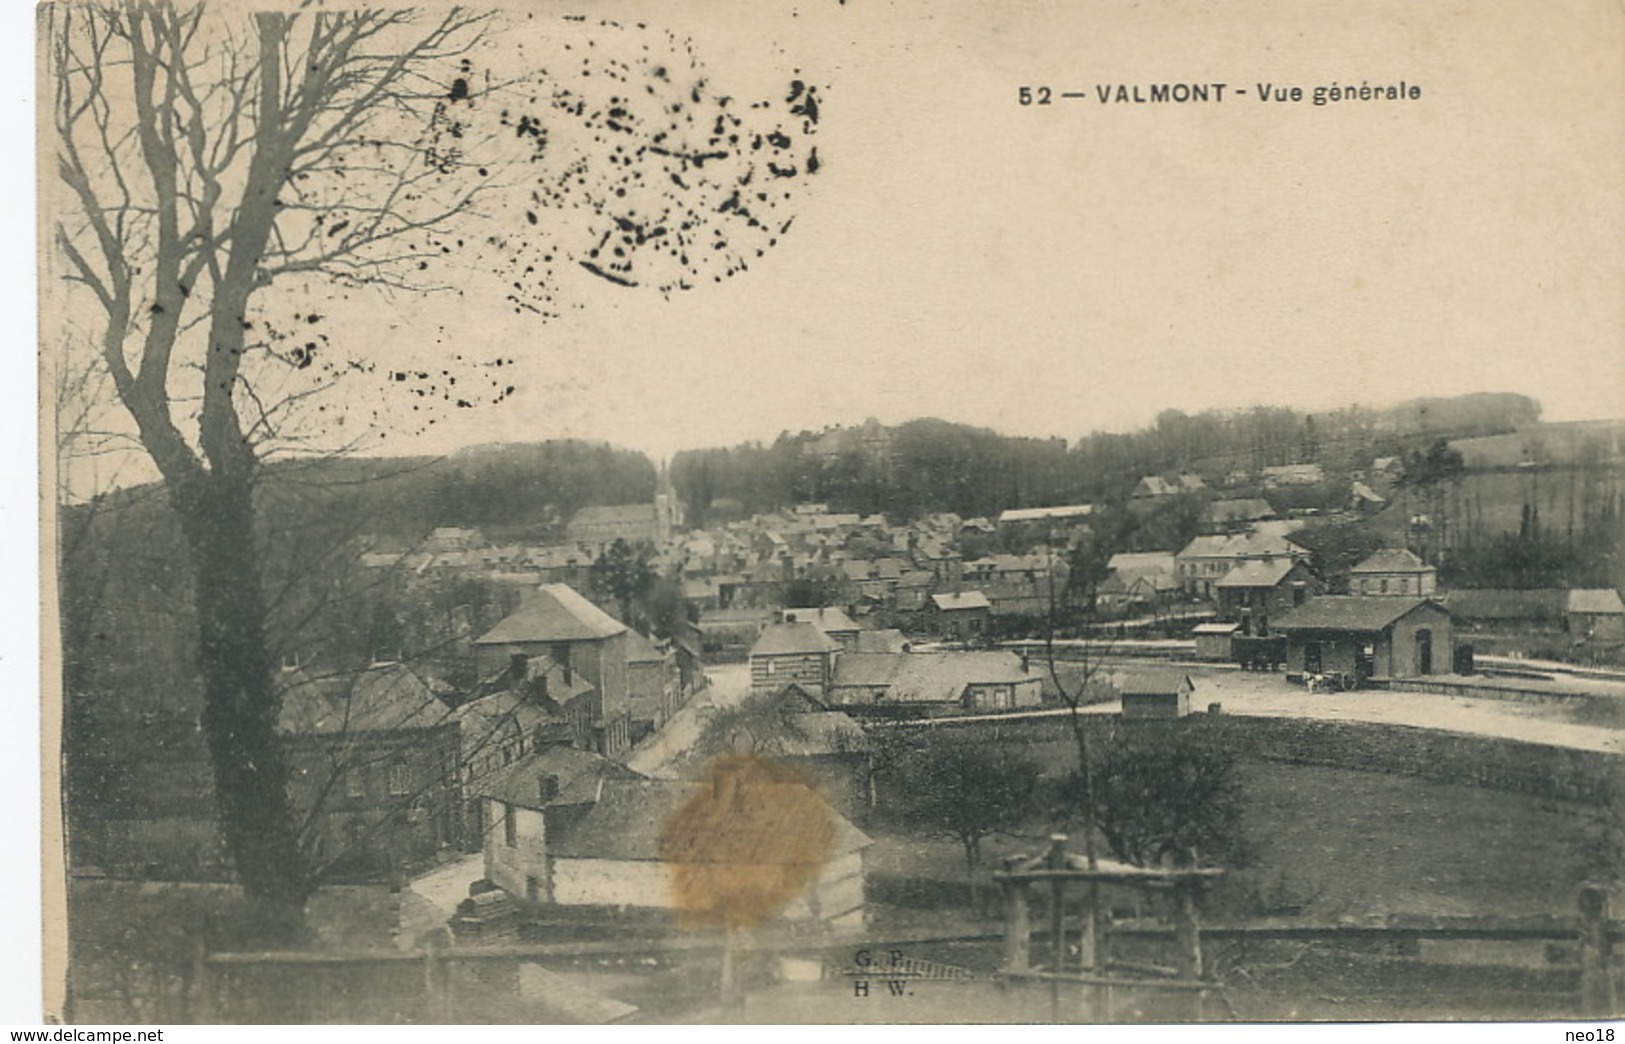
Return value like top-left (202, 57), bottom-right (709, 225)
top-left (1117, 670), bottom-right (1195, 720)
top-left (1192, 621), bottom-right (1240, 661)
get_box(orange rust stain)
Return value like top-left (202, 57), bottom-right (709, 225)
top-left (658, 754), bottom-right (837, 931)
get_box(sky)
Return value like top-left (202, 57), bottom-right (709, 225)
top-left (345, 0), bottom-right (1625, 464)
top-left (41, 0), bottom-right (1625, 486)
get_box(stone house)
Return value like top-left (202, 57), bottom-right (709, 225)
top-left (1272, 596), bottom-right (1455, 682)
top-left (473, 583), bottom-right (634, 757)
top-left (748, 618), bottom-right (841, 699)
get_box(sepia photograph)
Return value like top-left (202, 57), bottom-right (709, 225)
top-left (35, 0), bottom-right (1625, 1027)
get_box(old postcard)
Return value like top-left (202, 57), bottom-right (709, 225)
top-left (37, 0), bottom-right (1625, 1027)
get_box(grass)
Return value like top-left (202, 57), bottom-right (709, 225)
top-left (862, 758), bottom-right (1607, 925)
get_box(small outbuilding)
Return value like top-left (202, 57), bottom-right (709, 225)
top-left (1567, 589), bottom-right (1625, 646)
top-left (1117, 670), bottom-right (1195, 720)
top-left (1192, 621), bottom-right (1241, 661)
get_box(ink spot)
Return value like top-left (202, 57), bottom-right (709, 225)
top-left (658, 754), bottom-right (838, 931)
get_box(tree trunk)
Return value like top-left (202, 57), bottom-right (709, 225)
top-left (171, 469), bottom-right (312, 917)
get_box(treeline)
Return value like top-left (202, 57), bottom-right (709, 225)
top-left (247, 439), bottom-right (657, 543)
top-left (671, 393), bottom-right (1544, 525)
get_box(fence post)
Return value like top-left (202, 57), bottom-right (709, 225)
top-left (1172, 881), bottom-right (1205, 1021)
top-left (421, 927), bottom-right (453, 1022)
top-left (1578, 884), bottom-right (1616, 1017)
top-left (1000, 865), bottom-right (1031, 976)
top-left (1046, 835), bottom-right (1068, 1019)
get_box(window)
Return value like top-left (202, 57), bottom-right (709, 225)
top-left (345, 768), bottom-right (365, 800)
top-left (388, 761), bottom-right (409, 797)
top-left (503, 802), bottom-right (518, 847)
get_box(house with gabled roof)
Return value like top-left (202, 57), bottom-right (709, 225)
top-left (829, 649), bottom-right (1039, 716)
top-left (1215, 558), bottom-right (1320, 634)
top-left (1114, 669), bottom-right (1196, 719)
top-left (1176, 531), bottom-right (1311, 599)
top-left (474, 584), bottom-right (633, 757)
top-left (930, 589), bottom-right (992, 639)
top-left (1272, 596), bottom-right (1454, 682)
top-left (749, 618), bottom-right (841, 699)
top-left (278, 661), bottom-right (463, 875)
top-left (541, 774), bottom-right (869, 928)
top-left (1349, 547), bottom-right (1437, 597)
top-left (1567, 589), bottom-right (1625, 646)
top-left (473, 746), bottom-right (645, 904)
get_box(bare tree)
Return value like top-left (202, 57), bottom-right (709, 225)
top-left (47, 1), bottom-right (820, 916)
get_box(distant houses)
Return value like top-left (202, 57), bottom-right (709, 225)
top-left (1176, 532), bottom-right (1311, 600)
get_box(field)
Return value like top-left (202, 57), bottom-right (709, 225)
top-left (863, 758), bottom-right (1607, 925)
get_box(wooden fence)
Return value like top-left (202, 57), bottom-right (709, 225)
top-left (173, 902), bottom-right (1625, 1023)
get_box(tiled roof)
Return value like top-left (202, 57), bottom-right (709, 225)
top-left (833, 651), bottom-right (1030, 701)
top-left (1215, 559), bottom-right (1300, 588)
top-left (1115, 669), bottom-right (1193, 696)
top-left (1272, 596), bottom-right (1441, 633)
top-left (278, 662), bottom-right (452, 735)
top-left (624, 629), bottom-right (668, 663)
top-left (932, 591), bottom-right (992, 611)
top-left (474, 746), bottom-right (643, 810)
top-left (547, 778), bottom-right (869, 862)
top-left (750, 621), bottom-right (841, 657)
top-left (475, 584), bottom-right (627, 644)
top-left (789, 606), bottom-right (860, 634)
top-left (855, 629), bottom-right (910, 654)
top-left (1351, 548), bottom-right (1432, 574)
top-left (998, 504), bottom-right (1094, 523)
top-left (1568, 589), bottom-right (1625, 615)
